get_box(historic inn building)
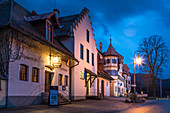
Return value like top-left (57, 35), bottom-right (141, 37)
top-left (0, 0), bottom-right (78, 107)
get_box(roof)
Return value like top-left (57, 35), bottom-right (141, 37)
top-left (123, 64), bottom-right (130, 74)
top-left (98, 68), bottom-right (114, 80)
top-left (0, 0), bottom-right (11, 26)
top-left (104, 43), bottom-right (123, 59)
top-left (26, 12), bottom-right (54, 21)
top-left (0, 0), bottom-right (78, 62)
top-left (54, 7), bottom-right (89, 37)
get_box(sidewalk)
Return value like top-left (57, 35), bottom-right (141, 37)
top-left (0, 97), bottom-right (154, 113)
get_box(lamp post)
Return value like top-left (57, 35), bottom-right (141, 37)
top-left (133, 52), bottom-right (142, 94)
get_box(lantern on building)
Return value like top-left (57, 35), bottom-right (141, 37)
top-left (52, 56), bottom-right (62, 68)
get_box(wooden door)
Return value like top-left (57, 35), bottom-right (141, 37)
top-left (101, 80), bottom-right (104, 97)
top-left (45, 72), bottom-right (52, 92)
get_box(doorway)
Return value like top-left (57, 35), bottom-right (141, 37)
top-left (101, 80), bottom-right (104, 97)
top-left (45, 71), bottom-right (54, 92)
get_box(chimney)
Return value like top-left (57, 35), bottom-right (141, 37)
top-left (99, 42), bottom-right (102, 52)
top-left (53, 9), bottom-right (60, 18)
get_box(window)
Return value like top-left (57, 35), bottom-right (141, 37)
top-left (105, 59), bottom-right (107, 64)
top-left (65, 75), bottom-right (68, 86)
top-left (86, 49), bottom-right (89, 63)
top-left (86, 30), bottom-right (89, 42)
top-left (107, 59), bottom-right (110, 64)
top-left (80, 44), bottom-right (84, 59)
top-left (46, 22), bottom-right (52, 42)
top-left (112, 58), bottom-right (117, 64)
top-left (19, 64), bottom-right (28, 81)
top-left (58, 74), bottom-right (63, 86)
top-left (107, 82), bottom-right (108, 86)
top-left (32, 67), bottom-right (39, 82)
top-left (80, 71), bottom-right (84, 79)
top-left (92, 53), bottom-right (94, 66)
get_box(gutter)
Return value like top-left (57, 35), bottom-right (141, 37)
top-left (66, 60), bottom-right (79, 101)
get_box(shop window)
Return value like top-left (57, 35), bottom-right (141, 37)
top-left (58, 74), bottom-right (63, 86)
top-left (65, 75), bottom-right (68, 86)
top-left (32, 67), bottom-right (39, 82)
top-left (80, 44), bottom-right (84, 59)
top-left (19, 64), bottom-right (28, 81)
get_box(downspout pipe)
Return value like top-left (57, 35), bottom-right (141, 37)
top-left (66, 60), bottom-right (79, 101)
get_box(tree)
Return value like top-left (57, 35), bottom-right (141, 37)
top-left (138, 35), bottom-right (169, 97)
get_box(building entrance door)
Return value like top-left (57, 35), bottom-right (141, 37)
top-left (45, 71), bottom-right (53, 92)
top-left (101, 80), bottom-right (104, 97)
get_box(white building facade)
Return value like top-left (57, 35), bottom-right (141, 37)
top-left (56, 7), bottom-right (98, 100)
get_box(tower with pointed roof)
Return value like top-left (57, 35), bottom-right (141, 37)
top-left (102, 39), bottom-right (125, 96)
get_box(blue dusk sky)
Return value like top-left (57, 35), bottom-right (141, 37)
top-left (16, 0), bottom-right (170, 79)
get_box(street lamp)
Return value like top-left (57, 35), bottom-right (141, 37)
top-left (133, 52), bottom-right (143, 94)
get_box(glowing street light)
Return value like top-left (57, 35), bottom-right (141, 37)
top-left (133, 52), bottom-right (143, 94)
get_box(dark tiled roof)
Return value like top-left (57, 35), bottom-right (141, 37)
top-left (104, 43), bottom-right (124, 59)
top-left (26, 12), bottom-right (54, 21)
top-left (54, 7), bottom-right (89, 37)
top-left (98, 68), bottom-right (114, 80)
top-left (54, 14), bottom-right (79, 36)
top-left (0, 1), bottom-right (11, 26)
top-left (0, 0), bottom-right (77, 62)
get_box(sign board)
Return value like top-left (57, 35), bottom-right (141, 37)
top-left (131, 84), bottom-right (136, 87)
top-left (49, 86), bottom-right (58, 106)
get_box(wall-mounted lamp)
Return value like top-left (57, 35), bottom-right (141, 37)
top-left (52, 56), bottom-right (62, 68)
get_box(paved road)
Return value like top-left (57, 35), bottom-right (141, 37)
top-left (119, 100), bottom-right (170, 113)
top-left (1, 98), bottom-right (169, 113)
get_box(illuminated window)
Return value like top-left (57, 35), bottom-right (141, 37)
top-left (19, 64), bottom-right (28, 81)
top-left (46, 22), bottom-right (52, 42)
top-left (80, 44), bottom-right (84, 59)
top-left (58, 74), bottom-right (63, 86)
top-left (65, 75), bottom-right (68, 86)
top-left (32, 67), bottom-right (39, 82)
top-left (92, 53), bottom-right (94, 66)
top-left (86, 30), bottom-right (89, 42)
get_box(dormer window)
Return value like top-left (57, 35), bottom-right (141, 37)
top-left (46, 22), bottom-right (52, 42)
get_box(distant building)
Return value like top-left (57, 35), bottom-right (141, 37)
top-left (97, 48), bottom-right (114, 97)
top-left (123, 64), bottom-right (131, 95)
top-left (101, 40), bottom-right (126, 96)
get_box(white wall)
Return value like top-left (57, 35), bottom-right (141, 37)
top-left (73, 13), bottom-right (98, 99)
top-left (0, 80), bottom-right (6, 107)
